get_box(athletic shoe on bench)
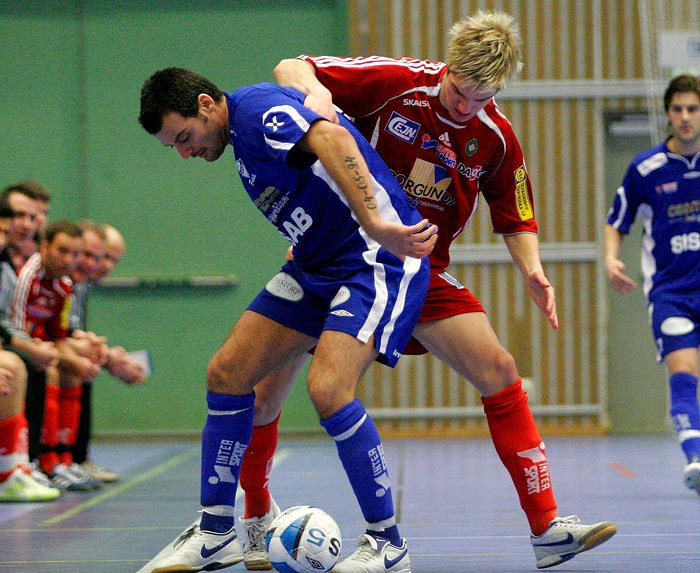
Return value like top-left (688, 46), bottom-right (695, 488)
top-left (67, 462), bottom-right (103, 489)
top-left (81, 459), bottom-right (120, 483)
top-left (0, 468), bottom-right (61, 502)
top-left (49, 463), bottom-right (95, 491)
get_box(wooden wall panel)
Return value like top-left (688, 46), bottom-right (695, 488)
top-left (347, 0), bottom-right (696, 436)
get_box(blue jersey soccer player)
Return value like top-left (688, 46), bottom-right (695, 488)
top-left (138, 67), bottom-right (436, 573)
top-left (605, 73), bottom-right (700, 496)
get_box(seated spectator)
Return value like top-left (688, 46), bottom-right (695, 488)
top-left (0, 202), bottom-right (58, 503)
top-left (0, 345), bottom-right (59, 502)
top-left (0, 193), bottom-right (60, 487)
top-left (11, 220), bottom-right (101, 491)
top-left (71, 222), bottom-right (147, 483)
top-left (0, 180), bottom-right (47, 269)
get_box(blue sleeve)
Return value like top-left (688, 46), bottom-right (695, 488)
top-left (607, 162), bottom-right (643, 234)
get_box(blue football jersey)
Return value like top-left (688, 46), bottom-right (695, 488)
top-left (607, 141), bottom-right (700, 301)
top-left (225, 83), bottom-right (424, 270)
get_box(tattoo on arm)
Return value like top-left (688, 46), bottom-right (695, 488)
top-left (345, 156), bottom-right (376, 209)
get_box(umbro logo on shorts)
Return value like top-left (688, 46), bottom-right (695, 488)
top-left (330, 309), bottom-right (354, 317)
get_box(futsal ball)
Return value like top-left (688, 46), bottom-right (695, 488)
top-left (265, 505), bottom-right (342, 573)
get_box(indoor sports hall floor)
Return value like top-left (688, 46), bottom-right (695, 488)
top-left (0, 434), bottom-right (698, 572)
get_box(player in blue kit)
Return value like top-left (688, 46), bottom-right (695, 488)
top-left (605, 73), bottom-right (700, 496)
top-left (138, 67), bottom-right (437, 573)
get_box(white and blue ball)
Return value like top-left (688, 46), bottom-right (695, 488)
top-left (265, 505), bottom-right (342, 573)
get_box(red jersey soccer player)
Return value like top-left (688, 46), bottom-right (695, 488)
top-left (231, 11), bottom-right (617, 573)
top-left (11, 220), bottom-right (101, 491)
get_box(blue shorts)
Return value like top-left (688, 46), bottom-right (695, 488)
top-left (649, 294), bottom-right (700, 361)
top-left (247, 255), bottom-right (429, 367)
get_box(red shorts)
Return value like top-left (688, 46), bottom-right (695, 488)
top-left (403, 268), bottom-right (485, 355)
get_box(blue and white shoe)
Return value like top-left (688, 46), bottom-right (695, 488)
top-left (151, 521), bottom-right (244, 573)
top-left (683, 461), bottom-right (700, 495)
top-left (330, 533), bottom-right (410, 573)
top-left (531, 515), bottom-right (617, 569)
top-left (49, 463), bottom-right (95, 491)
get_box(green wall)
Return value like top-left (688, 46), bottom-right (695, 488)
top-left (0, 0), bottom-right (348, 436)
top-left (604, 127), bottom-right (669, 434)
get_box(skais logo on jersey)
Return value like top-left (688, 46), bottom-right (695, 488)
top-left (384, 111), bottom-right (420, 144)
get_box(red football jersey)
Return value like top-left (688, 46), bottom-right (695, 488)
top-left (302, 55), bottom-right (538, 270)
top-left (11, 252), bottom-right (72, 341)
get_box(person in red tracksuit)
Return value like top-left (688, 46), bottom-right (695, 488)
top-left (11, 219), bottom-right (101, 492)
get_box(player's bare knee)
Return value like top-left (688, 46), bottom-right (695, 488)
top-left (307, 379), bottom-right (352, 419)
top-left (3, 352), bottom-right (26, 381)
top-left (475, 346), bottom-right (519, 395)
top-left (206, 359), bottom-right (234, 394)
top-left (253, 399), bottom-right (281, 424)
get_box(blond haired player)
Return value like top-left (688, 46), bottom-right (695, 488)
top-left (232, 10), bottom-right (617, 572)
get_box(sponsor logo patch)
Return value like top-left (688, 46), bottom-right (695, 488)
top-left (421, 133), bottom-right (456, 168)
top-left (660, 316), bottom-right (694, 336)
top-left (384, 111), bottom-right (420, 144)
top-left (265, 272), bottom-right (304, 301)
top-left (398, 159), bottom-right (454, 207)
top-left (330, 286), bottom-right (351, 307)
top-left (514, 165), bottom-right (533, 220)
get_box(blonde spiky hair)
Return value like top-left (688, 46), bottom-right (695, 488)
top-left (446, 10), bottom-right (523, 90)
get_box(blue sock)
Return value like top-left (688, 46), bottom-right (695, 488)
top-left (669, 373), bottom-right (700, 463)
top-left (320, 399), bottom-right (400, 544)
top-left (199, 391), bottom-right (255, 533)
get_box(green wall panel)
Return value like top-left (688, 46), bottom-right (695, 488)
top-left (0, 0), bottom-right (347, 435)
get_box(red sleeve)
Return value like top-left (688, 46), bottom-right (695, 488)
top-left (480, 105), bottom-right (538, 235)
top-left (302, 55), bottom-right (445, 119)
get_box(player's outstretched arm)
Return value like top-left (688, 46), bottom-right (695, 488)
top-left (604, 224), bottom-right (637, 294)
top-left (299, 120), bottom-right (437, 260)
top-left (274, 58), bottom-right (338, 123)
top-left (504, 233), bottom-right (558, 330)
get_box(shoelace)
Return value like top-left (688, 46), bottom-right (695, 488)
top-left (557, 515), bottom-right (582, 527)
top-left (347, 538), bottom-right (377, 563)
top-left (173, 525), bottom-right (199, 550)
top-left (243, 518), bottom-right (267, 550)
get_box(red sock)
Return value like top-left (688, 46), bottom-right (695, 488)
top-left (482, 379), bottom-right (557, 535)
top-left (0, 414), bottom-right (24, 481)
top-left (39, 384), bottom-right (60, 474)
top-left (57, 386), bottom-right (82, 466)
top-left (240, 414), bottom-right (280, 518)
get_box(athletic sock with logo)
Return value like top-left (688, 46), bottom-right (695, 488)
top-left (320, 399), bottom-right (401, 545)
top-left (39, 384), bottom-right (61, 475)
top-left (482, 379), bottom-right (557, 536)
top-left (670, 372), bottom-right (700, 462)
top-left (57, 386), bottom-right (82, 466)
top-left (240, 413), bottom-right (280, 518)
top-left (200, 391), bottom-right (255, 533)
top-left (0, 414), bottom-right (24, 482)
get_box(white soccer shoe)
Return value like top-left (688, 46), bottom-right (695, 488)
top-left (330, 533), bottom-right (410, 573)
top-left (150, 522), bottom-right (244, 573)
top-left (531, 515), bottom-right (617, 569)
top-left (683, 460), bottom-right (700, 495)
top-left (239, 497), bottom-right (281, 570)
